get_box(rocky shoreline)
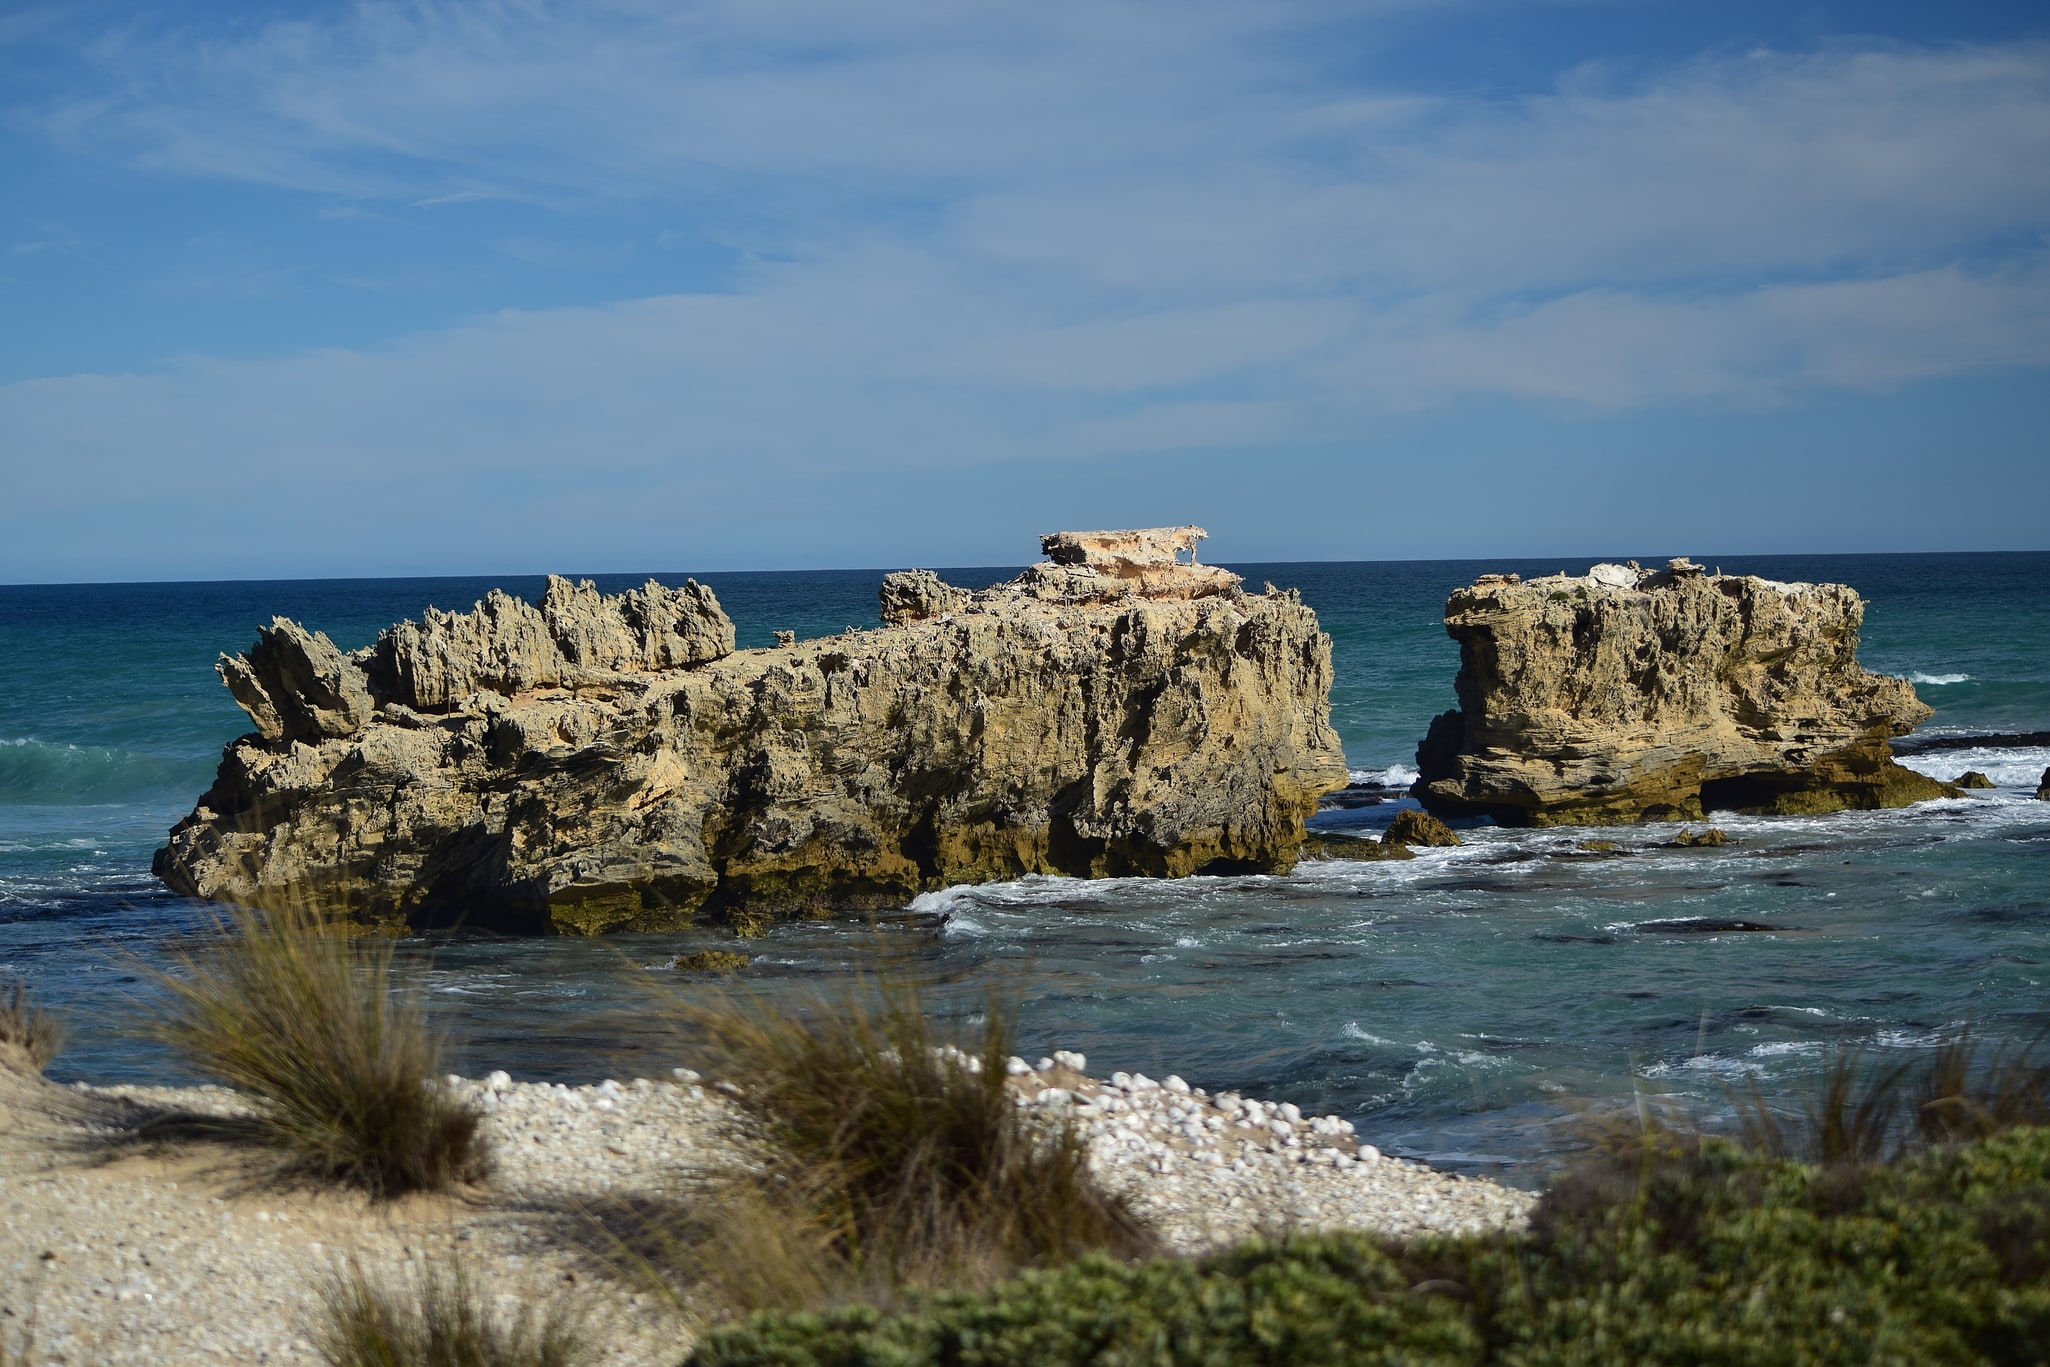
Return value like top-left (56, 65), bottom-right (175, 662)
top-left (0, 1056), bottom-right (1531, 1366)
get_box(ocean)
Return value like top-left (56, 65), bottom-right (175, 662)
top-left (3, 552), bottom-right (2046, 1183)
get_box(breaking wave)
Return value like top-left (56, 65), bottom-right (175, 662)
top-left (0, 738), bottom-right (192, 805)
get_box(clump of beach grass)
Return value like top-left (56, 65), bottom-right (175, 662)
top-left (141, 903), bottom-right (486, 1197)
top-left (1734, 1030), bottom-right (2050, 1167)
top-left (0, 980), bottom-right (62, 1075)
top-left (312, 1254), bottom-right (587, 1367)
top-left (633, 974), bottom-right (1154, 1315)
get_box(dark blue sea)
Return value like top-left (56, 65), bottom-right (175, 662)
top-left (3, 553), bottom-right (2046, 1183)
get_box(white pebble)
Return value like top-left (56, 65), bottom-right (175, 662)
top-left (1005, 1056), bottom-right (1032, 1076)
top-left (1165, 1075), bottom-right (1190, 1094)
top-left (485, 1071), bottom-right (512, 1093)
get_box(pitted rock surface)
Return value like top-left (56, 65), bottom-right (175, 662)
top-left (1414, 560), bottom-right (1955, 826)
top-left (155, 531), bottom-right (1348, 933)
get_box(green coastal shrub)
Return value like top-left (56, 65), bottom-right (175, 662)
top-left (687, 1237), bottom-right (1478, 1367)
top-left (686, 1126), bottom-right (2050, 1367)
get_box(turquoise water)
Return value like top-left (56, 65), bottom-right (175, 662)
top-left (2, 553), bottom-right (2046, 1182)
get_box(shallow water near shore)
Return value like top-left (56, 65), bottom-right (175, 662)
top-left (3, 551), bottom-right (2047, 1185)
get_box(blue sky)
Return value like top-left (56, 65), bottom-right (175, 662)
top-left (2, 0), bottom-right (2047, 582)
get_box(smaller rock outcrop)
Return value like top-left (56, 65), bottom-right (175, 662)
top-left (1415, 559), bottom-right (1957, 826)
top-left (1383, 809), bottom-right (1461, 848)
top-left (1953, 771), bottom-right (1995, 790)
top-left (1299, 808), bottom-right (1461, 863)
top-left (2036, 767), bottom-right (2050, 801)
top-left (216, 620), bottom-right (377, 745)
top-left (878, 569), bottom-right (965, 625)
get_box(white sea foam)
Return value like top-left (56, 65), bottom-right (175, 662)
top-left (1346, 763), bottom-right (1421, 788)
top-left (1904, 671), bottom-right (1971, 685)
top-left (1748, 1040), bottom-right (1824, 1058)
top-left (1896, 746), bottom-right (2050, 789)
top-left (1341, 1022), bottom-right (1398, 1046)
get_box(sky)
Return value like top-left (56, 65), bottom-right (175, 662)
top-left (2, 0), bottom-right (2047, 583)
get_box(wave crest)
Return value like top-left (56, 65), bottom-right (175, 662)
top-left (0, 738), bottom-right (195, 805)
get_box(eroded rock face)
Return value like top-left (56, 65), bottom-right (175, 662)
top-left (1413, 559), bottom-right (1955, 826)
top-left (155, 532), bottom-right (1347, 934)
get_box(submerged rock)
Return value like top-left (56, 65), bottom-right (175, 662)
top-left (154, 531), bottom-right (1347, 934)
top-left (1414, 559), bottom-right (1958, 827)
top-left (1297, 832), bottom-right (1415, 862)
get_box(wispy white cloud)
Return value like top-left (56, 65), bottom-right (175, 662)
top-left (3, 2), bottom-right (2047, 574)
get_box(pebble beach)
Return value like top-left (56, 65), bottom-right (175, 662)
top-left (0, 1052), bottom-right (1534, 1365)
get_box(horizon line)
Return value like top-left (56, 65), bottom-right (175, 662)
top-left (4, 546), bottom-right (2047, 592)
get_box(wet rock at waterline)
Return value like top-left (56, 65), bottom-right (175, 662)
top-left (1954, 770), bottom-right (1996, 789)
top-left (1413, 559), bottom-right (1958, 827)
top-left (2038, 767), bottom-right (2050, 800)
top-left (154, 530), bottom-right (1349, 934)
top-left (1298, 809), bottom-right (1459, 863)
top-left (1383, 809), bottom-right (1461, 848)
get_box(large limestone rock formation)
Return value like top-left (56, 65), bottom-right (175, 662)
top-left (155, 533), bottom-right (1347, 934)
top-left (1413, 559), bottom-right (1956, 827)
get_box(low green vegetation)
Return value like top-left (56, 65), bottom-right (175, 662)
top-left (312, 1255), bottom-right (587, 1367)
top-left (0, 979), bottom-right (61, 1074)
top-left (141, 904), bottom-right (486, 1196)
top-left (688, 1125), bottom-right (2050, 1366)
top-left (686, 1043), bottom-right (2050, 1366)
top-left (624, 976), bottom-right (1154, 1317)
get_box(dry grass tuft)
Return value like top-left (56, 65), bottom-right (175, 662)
top-left (632, 974), bottom-right (1154, 1315)
top-left (312, 1254), bottom-right (587, 1367)
top-left (0, 980), bottom-right (61, 1075)
top-left (140, 903), bottom-right (486, 1197)
top-left (1734, 1032), bottom-right (2050, 1167)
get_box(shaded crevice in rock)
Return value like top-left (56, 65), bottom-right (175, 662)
top-left (156, 529), bottom-right (1347, 933)
top-left (1413, 560), bottom-right (1957, 827)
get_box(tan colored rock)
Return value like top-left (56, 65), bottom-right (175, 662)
top-left (878, 569), bottom-right (965, 624)
top-left (1414, 563), bottom-right (1957, 827)
top-left (215, 619), bottom-right (375, 744)
top-left (1953, 770), bottom-right (1995, 789)
top-left (1025, 526), bottom-right (1241, 602)
top-left (363, 575), bottom-right (733, 710)
top-left (155, 533), bottom-right (1347, 934)
top-left (2036, 766), bottom-right (2049, 800)
top-left (1383, 809), bottom-right (1461, 848)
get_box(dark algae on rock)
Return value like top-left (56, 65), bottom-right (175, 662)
top-left (1414, 558), bottom-right (1958, 827)
top-left (154, 529), bottom-right (1348, 934)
